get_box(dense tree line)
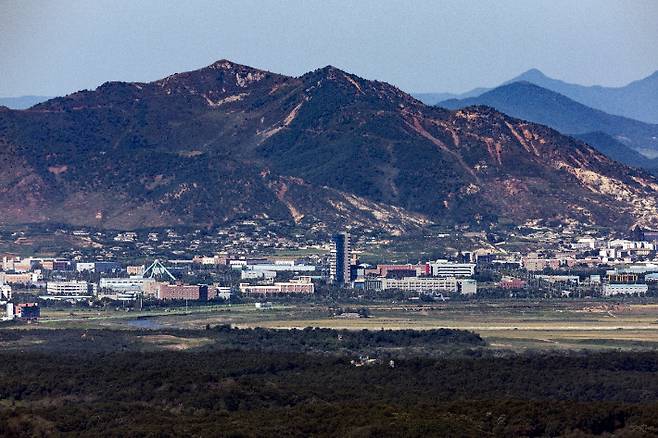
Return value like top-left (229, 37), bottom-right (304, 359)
top-left (2, 326), bottom-right (658, 435)
top-left (2, 349), bottom-right (658, 435)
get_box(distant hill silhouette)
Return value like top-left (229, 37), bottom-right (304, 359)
top-left (506, 68), bottom-right (658, 124)
top-left (416, 68), bottom-right (658, 124)
top-left (440, 81), bottom-right (658, 161)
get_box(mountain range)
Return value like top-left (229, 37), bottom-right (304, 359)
top-left (416, 69), bottom-right (658, 124)
top-left (439, 81), bottom-right (658, 161)
top-left (1, 60), bottom-right (658, 232)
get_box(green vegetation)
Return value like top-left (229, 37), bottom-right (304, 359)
top-left (2, 327), bottom-right (658, 436)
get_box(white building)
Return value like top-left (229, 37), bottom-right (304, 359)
top-left (215, 286), bottom-right (231, 300)
top-left (46, 280), bottom-right (96, 296)
top-left (428, 260), bottom-right (475, 278)
top-left (379, 277), bottom-right (476, 294)
top-left (602, 283), bottom-right (648, 296)
top-left (246, 263), bottom-right (315, 272)
top-left (608, 240), bottom-right (654, 251)
top-left (241, 270), bottom-right (277, 280)
top-left (99, 276), bottom-right (156, 293)
top-left (239, 277), bottom-right (314, 296)
top-left (458, 279), bottom-right (477, 295)
top-left (75, 262), bottom-right (96, 272)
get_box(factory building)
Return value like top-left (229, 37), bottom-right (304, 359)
top-left (157, 284), bottom-right (209, 301)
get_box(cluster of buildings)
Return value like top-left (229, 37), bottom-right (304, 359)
top-left (0, 257), bottom-right (216, 309)
top-left (5, 224), bottom-right (658, 320)
top-left (497, 227), bottom-right (658, 296)
top-left (330, 233), bottom-right (477, 296)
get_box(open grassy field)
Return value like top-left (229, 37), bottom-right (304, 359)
top-left (13, 299), bottom-right (658, 352)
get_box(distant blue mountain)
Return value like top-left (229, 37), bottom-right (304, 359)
top-left (504, 69), bottom-right (658, 124)
top-left (0, 96), bottom-right (52, 109)
top-left (416, 68), bottom-right (658, 124)
top-left (413, 88), bottom-right (488, 106)
top-left (439, 81), bottom-right (658, 166)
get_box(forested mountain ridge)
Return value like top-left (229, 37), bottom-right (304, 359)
top-left (1, 60), bottom-right (658, 231)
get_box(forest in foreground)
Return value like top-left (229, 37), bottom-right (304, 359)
top-left (2, 327), bottom-right (658, 436)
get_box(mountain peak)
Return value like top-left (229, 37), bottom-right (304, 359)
top-left (516, 68), bottom-right (549, 81)
top-left (208, 59), bottom-right (237, 69)
top-left (312, 65), bottom-right (350, 78)
top-left (202, 59), bottom-right (268, 74)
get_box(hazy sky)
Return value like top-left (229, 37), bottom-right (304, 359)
top-left (1, 0), bottom-right (657, 97)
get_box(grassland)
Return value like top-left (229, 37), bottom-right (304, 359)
top-left (13, 299), bottom-right (658, 352)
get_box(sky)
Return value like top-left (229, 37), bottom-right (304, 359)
top-left (1, 0), bottom-right (657, 97)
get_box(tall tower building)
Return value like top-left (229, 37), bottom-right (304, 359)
top-left (330, 232), bottom-right (351, 285)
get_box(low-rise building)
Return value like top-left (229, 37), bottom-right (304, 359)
top-left (535, 275), bottom-right (580, 285)
top-left (365, 264), bottom-right (430, 278)
top-left (127, 265), bottom-right (145, 276)
top-left (239, 277), bottom-right (314, 296)
top-left (46, 280), bottom-right (96, 296)
top-left (100, 276), bottom-right (156, 293)
top-left (602, 283), bottom-right (648, 296)
top-left (75, 261), bottom-right (121, 273)
top-left (428, 260), bottom-right (475, 277)
top-left (372, 276), bottom-right (477, 294)
top-left (214, 286), bottom-right (232, 300)
top-left (15, 303), bottom-right (40, 320)
top-left (0, 272), bottom-right (40, 285)
top-left (241, 270), bottom-right (276, 280)
top-left (522, 253), bottom-right (577, 272)
top-left (0, 284), bottom-right (11, 301)
top-left (499, 277), bottom-right (527, 289)
top-left (245, 263), bottom-right (315, 272)
top-left (157, 284), bottom-right (209, 301)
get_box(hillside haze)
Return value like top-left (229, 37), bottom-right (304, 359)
top-left (1, 60), bottom-right (658, 231)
